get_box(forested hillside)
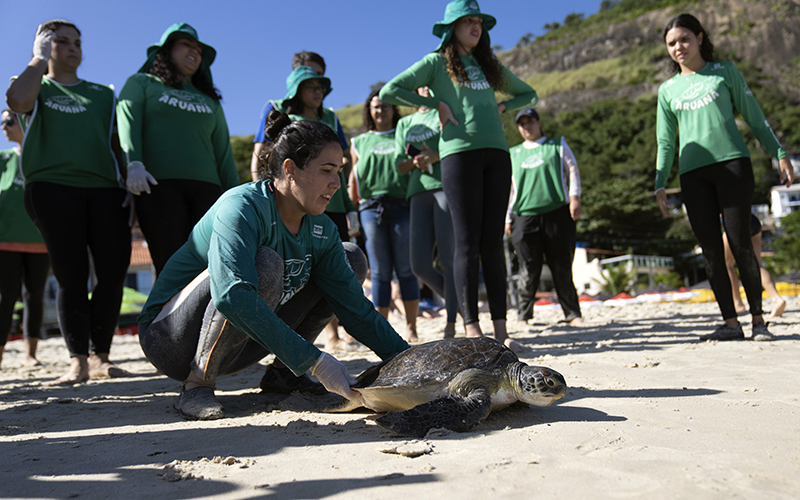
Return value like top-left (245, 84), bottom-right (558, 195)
top-left (231, 0), bottom-right (800, 258)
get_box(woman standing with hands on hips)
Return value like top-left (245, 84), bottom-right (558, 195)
top-left (654, 14), bottom-right (794, 341)
top-left (380, 0), bottom-right (538, 351)
top-left (6, 20), bottom-right (132, 384)
top-left (117, 23), bottom-right (239, 275)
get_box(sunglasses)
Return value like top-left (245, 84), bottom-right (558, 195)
top-left (303, 84), bottom-right (325, 93)
top-left (1, 117), bottom-right (16, 128)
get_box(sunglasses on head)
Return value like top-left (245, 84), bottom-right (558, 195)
top-left (1, 116), bottom-right (16, 128)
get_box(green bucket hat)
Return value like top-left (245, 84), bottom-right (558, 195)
top-left (137, 23), bottom-right (216, 84)
top-left (284, 66), bottom-right (332, 100)
top-left (432, 0), bottom-right (496, 52)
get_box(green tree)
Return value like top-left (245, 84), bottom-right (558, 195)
top-left (230, 134), bottom-right (255, 184)
top-left (563, 12), bottom-right (585, 26)
top-left (594, 265), bottom-right (637, 296)
top-left (543, 21), bottom-right (560, 31)
top-left (771, 211), bottom-right (800, 274)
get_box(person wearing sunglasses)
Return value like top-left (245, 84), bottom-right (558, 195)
top-left (0, 110), bottom-right (49, 369)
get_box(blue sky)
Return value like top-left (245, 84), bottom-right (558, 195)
top-left (1, 0), bottom-right (602, 150)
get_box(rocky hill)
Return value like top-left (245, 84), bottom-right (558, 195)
top-left (500, 0), bottom-right (800, 113)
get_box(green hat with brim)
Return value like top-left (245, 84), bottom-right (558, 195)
top-left (432, 0), bottom-right (496, 52)
top-left (137, 23), bottom-right (216, 85)
top-left (284, 66), bottom-right (332, 100)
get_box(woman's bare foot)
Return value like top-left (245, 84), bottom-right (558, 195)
top-left (734, 303), bottom-right (747, 314)
top-left (464, 322), bottom-right (483, 339)
top-left (24, 356), bottom-right (43, 367)
top-left (503, 338), bottom-right (527, 353)
top-left (47, 355), bottom-right (90, 385)
top-left (443, 322), bottom-right (456, 339)
top-left (405, 326), bottom-right (419, 343)
top-left (569, 317), bottom-right (585, 327)
top-left (768, 298), bottom-right (786, 320)
top-left (88, 354), bottom-right (131, 378)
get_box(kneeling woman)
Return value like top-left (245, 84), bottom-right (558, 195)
top-left (138, 112), bottom-right (409, 420)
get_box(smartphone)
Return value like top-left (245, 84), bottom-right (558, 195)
top-left (405, 143), bottom-right (421, 157)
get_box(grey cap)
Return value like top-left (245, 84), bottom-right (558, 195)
top-left (515, 108), bottom-right (539, 123)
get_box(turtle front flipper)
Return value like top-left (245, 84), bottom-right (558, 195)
top-left (375, 388), bottom-right (492, 438)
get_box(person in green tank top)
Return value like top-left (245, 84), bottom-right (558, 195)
top-left (505, 109), bottom-right (583, 327)
top-left (273, 65), bottom-right (360, 242)
top-left (395, 87), bottom-right (458, 338)
top-left (350, 89), bottom-right (420, 342)
top-left (138, 112), bottom-right (408, 420)
top-left (654, 14), bottom-right (794, 342)
top-left (6, 20), bottom-right (132, 385)
top-left (117, 23), bottom-right (239, 276)
top-left (379, 0), bottom-right (537, 352)
top-left (0, 110), bottom-right (49, 368)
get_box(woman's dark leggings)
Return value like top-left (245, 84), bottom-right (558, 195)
top-left (24, 182), bottom-right (131, 356)
top-left (440, 148), bottom-right (511, 324)
top-left (0, 251), bottom-right (50, 344)
top-left (135, 179), bottom-right (222, 275)
top-left (680, 157), bottom-right (762, 320)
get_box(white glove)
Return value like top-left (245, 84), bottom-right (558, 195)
top-left (310, 352), bottom-right (359, 401)
top-left (33, 26), bottom-right (55, 62)
top-left (126, 161), bottom-right (158, 195)
top-left (346, 211), bottom-right (360, 237)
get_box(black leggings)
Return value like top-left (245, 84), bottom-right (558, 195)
top-left (24, 182), bottom-right (131, 356)
top-left (440, 148), bottom-right (511, 324)
top-left (135, 179), bottom-right (222, 275)
top-left (0, 251), bottom-right (50, 344)
top-left (680, 157), bottom-right (762, 320)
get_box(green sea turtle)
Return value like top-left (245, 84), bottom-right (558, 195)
top-left (329, 337), bottom-right (567, 437)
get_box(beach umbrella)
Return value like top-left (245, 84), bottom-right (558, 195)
top-left (534, 298), bottom-right (561, 310)
top-left (603, 292), bottom-right (642, 306)
top-left (777, 271), bottom-right (800, 284)
top-left (689, 280), bottom-right (712, 290)
top-left (579, 294), bottom-right (603, 307)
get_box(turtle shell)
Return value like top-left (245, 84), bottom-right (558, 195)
top-left (352, 337), bottom-right (519, 412)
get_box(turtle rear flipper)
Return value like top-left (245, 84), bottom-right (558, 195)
top-left (375, 388), bottom-right (492, 438)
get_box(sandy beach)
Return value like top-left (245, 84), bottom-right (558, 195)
top-left (1, 299), bottom-right (799, 499)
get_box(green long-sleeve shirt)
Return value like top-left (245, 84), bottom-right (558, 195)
top-left (394, 109), bottom-right (443, 200)
top-left (379, 52), bottom-right (538, 159)
top-left (655, 61), bottom-right (786, 190)
top-left (139, 181), bottom-right (408, 374)
top-left (117, 73), bottom-right (239, 190)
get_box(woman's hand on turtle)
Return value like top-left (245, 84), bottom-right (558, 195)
top-left (33, 25), bottom-right (55, 62)
top-left (311, 352), bottom-right (361, 401)
top-left (437, 101), bottom-right (458, 130)
top-left (779, 157), bottom-right (794, 188)
top-left (655, 189), bottom-right (671, 218)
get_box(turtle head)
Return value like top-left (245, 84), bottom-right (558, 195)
top-left (516, 365), bottom-right (567, 406)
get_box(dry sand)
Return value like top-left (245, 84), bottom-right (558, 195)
top-left (1, 299), bottom-right (799, 499)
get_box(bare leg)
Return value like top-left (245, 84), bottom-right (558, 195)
top-left (376, 306), bottom-right (390, 319)
top-left (403, 299), bottom-right (419, 343)
top-left (464, 322), bottom-right (483, 339)
top-left (323, 318), bottom-right (352, 351)
top-left (47, 354), bottom-right (90, 385)
top-left (23, 338), bottom-right (42, 367)
top-left (88, 353), bottom-right (131, 378)
top-left (492, 319), bottom-right (525, 353)
top-left (750, 232), bottom-right (785, 320)
top-left (722, 232), bottom-right (747, 313)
